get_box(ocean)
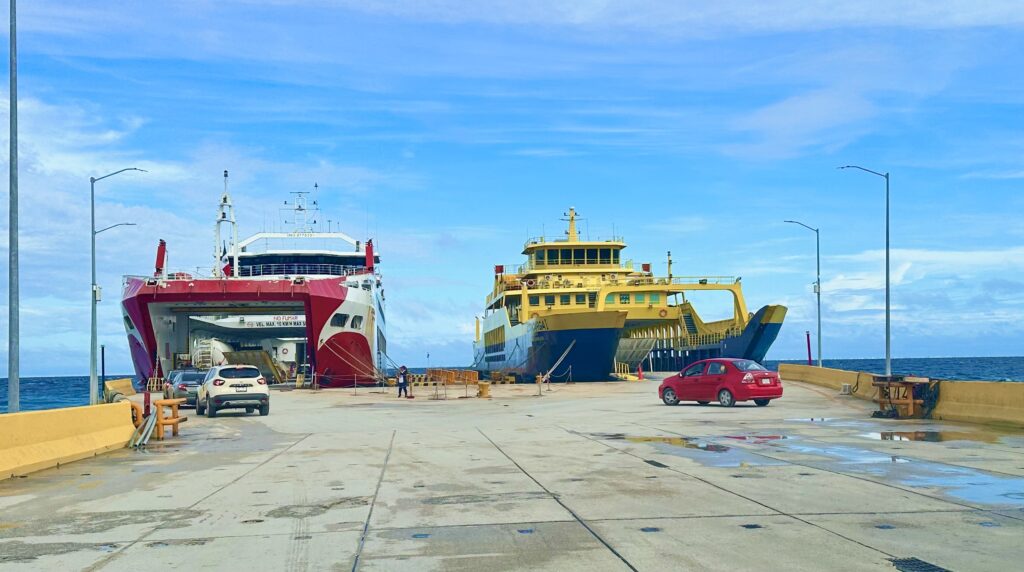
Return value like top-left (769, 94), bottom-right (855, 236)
top-left (2, 356), bottom-right (1023, 412)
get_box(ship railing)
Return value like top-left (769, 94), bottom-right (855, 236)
top-left (523, 235), bottom-right (625, 248)
top-left (125, 264), bottom-right (373, 283)
top-left (236, 263), bottom-right (368, 277)
top-left (676, 328), bottom-right (743, 349)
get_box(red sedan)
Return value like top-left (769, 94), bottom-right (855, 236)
top-left (658, 358), bottom-right (783, 407)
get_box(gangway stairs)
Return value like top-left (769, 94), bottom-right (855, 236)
top-left (223, 350), bottom-right (287, 384)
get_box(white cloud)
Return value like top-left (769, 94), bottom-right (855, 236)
top-left (271, 1), bottom-right (1024, 35)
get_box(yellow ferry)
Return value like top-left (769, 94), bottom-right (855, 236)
top-left (473, 209), bottom-right (787, 381)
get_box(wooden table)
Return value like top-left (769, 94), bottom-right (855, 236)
top-left (872, 376), bottom-right (929, 418)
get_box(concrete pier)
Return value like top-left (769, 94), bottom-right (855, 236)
top-left (2, 378), bottom-right (1023, 571)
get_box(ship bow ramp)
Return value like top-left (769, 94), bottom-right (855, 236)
top-left (724, 305), bottom-right (787, 362)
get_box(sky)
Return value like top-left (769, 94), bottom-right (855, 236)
top-left (1, 1), bottom-right (1024, 376)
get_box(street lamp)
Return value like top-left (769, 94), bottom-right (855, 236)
top-left (90, 168), bottom-right (145, 405)
top-left (784, 220), bottom-right (821, 367)
top-left (839, 165), bottom-right (892, 377)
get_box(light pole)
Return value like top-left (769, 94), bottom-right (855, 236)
top-left (839, 165), bottom-right (891, 377)
top-left (8, 0), bottom-right (19, 412)
top-left (90, 168), bottom-right (144, 405)
top-left (784, 220), bottom-right (821, 367)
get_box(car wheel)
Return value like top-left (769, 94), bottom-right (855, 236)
top-left (206, 400), bottom-right (217, 418)
top-left (259, 403), bottom-right (270, 416)
top-left (662, 388), bottom-right (680, 406)
top-left (245, 407), bottom-right (254, 414)
top-left (718, 389), bottom-right (735, 408)
top-left (754, 399), bottom-right (771, 407)
top-left (697, 401), bottom-right (709, 405)
top-left (196, 398), bottom-right (205, 415)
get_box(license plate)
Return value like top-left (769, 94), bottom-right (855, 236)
top-left (236, 386), bottom-right (248, 393)
top-left (759, 379), bottom-right (771, 385)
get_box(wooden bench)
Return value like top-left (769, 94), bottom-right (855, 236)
top-left (153, 398), bottom-right (188, 440)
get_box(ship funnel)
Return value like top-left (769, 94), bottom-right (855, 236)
top-left (154, 239), bottom-right (167, 277)
top-left (365, 239), bottom-right (375, 272)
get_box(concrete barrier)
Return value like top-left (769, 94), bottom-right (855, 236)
top-left (778, 364), bottom-right (878, 401)
top-left (780, 364), bottom-right (1024, 428)
top-left (931, 381), bottom-right (1024, 428)
top-left (0, 401), bottom-right (136, 480)
top-left (103, 377), bottom-right (136, 402)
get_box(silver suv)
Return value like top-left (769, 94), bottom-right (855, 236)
top-left (196, 365), bottom-right (270, 418)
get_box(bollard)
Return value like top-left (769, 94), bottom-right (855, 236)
top-left (536, 374), bottom-right (543, 396)
top-left (478, 381), bottom-right (491, 398)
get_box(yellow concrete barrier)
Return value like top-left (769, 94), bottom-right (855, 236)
top-left (0, 402), bottom-right (136, 480)
top-left (778, 364), bottom-right (877, 401)
top-left (103, 377), bottom-right (136, 402)
top-left (931, 381), bottom-right (1024, 428)
top-left (781, 364), bottom-right (1024, 428)
top-left (478, 382), bottom-right (491, 398)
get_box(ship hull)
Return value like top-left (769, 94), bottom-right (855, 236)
top-left (121, 275), bottom-right (386, 388)
top-left (475, 310), bottom-right (626, 381)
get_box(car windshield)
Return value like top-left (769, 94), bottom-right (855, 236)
top-left (219, 367), bottom-right (261, 379)
top-left (732, 360), bottom-right (767, 371)
top-left (180, 373), bottom-right (205, 383)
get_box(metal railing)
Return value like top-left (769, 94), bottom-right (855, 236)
top-left (523, 235), bottom-right (625, 248)
top-left (237, 263), bottom-right (369, 277)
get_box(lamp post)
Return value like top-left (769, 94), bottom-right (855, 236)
top-left (784, 220), bottom-right (821, 367)
top-left (839, 165), bottom-right (891, 377)
top-left (90, 168), bottom-right (144, 405)
top-left (8, 0), bottom-right (19, 412)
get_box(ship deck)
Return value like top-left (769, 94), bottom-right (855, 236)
top-left (2, 378), bottom-right (1023, 571)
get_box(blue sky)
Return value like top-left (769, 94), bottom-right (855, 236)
top-left (2, 1), bottom-right (1024, 376)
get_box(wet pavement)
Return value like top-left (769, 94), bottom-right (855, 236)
top-left (1, 378), bottom-right (1023, 571)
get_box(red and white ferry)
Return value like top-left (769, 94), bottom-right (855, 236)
top-left (121, 172), bottom-right (386, 388)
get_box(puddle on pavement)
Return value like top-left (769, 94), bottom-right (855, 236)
top-left (626, 436), bottom-right (731, 453)
top-left (784, 441), bottom-right (1024, 507)
top-left (603, 435), bottom-right (787, 468)
top-left (861, 431), bottom-right (1001, 444)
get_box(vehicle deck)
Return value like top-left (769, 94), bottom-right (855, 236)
top-left (2, 377), bottom-right (1023, 571)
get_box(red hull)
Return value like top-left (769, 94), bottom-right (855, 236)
top-left (122, 275), bottom-right (379, 387)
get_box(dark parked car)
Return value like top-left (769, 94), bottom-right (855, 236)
top-left (164, 370), bottom-right (207, 405)
top-left (658, 358), bottom-right (783, 407)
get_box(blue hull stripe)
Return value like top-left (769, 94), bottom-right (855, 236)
top-left (529, 327), bottom-right (621, 381)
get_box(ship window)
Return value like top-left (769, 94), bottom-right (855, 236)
top-left (544, 295), bottom-right (555, 306)
top-left (619, 294), bottom-right (630, 304)
top-left (351, 315), bottom-right (364, 330)
top-left (612, 250), bottom-right (620, 264)
top-left (575, 294), bottom-right (586, 305)
top-left (548, 249), bottom-right (559, 264)
top-left (573, 249), bottom-right (584, 265)
top-left (123, 316), bottom-right (135, 331)
top-left (635, 294), bottom-right (645, 304)
top-left (560, 249), bottom-right (571, 265)
top-left (600, 248), bottom-right (611, 264)
top-left (330, 313), bottom-right (349, 328)
top-left (560, 294), bottom-right (571, 305)
top-left (529, 295), bottom-right (539, 306)
top-left (588, 293), bottom-right (597, 308)
top-left (586, 249), bottom-right (597, 264)
top-left (535, 250), bottom-right (545, 265)
top-left (606, 294), bottom-right (615, 304)
top-left (650, 293), bottom-right (661, 304)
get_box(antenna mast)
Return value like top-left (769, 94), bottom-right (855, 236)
top-left (214, 170), bottom-right (239, 277)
